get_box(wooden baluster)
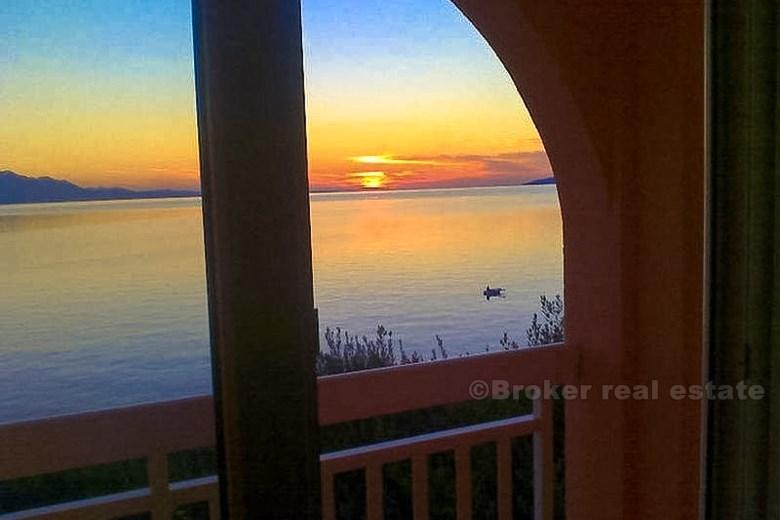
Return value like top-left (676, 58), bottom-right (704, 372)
top-left (366, 464), bottom-right (384, 520)
top-left (534, 398), bottom-right (554, 520)
top-left (321, 469), bottom-right (336, 520)
top-left (455, 446), bottom-right (473, 520)
top-left (412, 455), bottom-right (430, 520)
top-left (147, 453), bottom-right (170, 519)
top-left (497, 439), bottom-right (512, 520)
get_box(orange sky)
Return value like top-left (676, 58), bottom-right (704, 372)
top-left (0, 0), bottom-right (550, 192)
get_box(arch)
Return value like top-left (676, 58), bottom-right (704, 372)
top-left (448, 1), bottom-right (707, 518)
top-left (451, 0), bottom-right (607, 213)
top-left (448, 2), bottom-right (623, 516)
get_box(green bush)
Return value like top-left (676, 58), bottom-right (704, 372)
top-left (318, 292), bottom-right (565, 377)
top-left (317, 325), bottom-right (449, 376)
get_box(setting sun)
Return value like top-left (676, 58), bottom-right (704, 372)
top-left (352, 171), bottom-right (387, 189)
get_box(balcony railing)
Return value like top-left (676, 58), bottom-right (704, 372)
top-left (0, 343), bottom-right (574, 520)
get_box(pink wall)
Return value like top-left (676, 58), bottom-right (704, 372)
top-left (453, 1), bottom-right (706, 518)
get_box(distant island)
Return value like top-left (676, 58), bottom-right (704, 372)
top-left (523, 176), bottom-right (556, 185)
top-left (1, 170), bottom-right (556, 205)
top-left (0, 171), bottom-right (200, 205)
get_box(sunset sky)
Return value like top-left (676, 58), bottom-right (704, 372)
top-left (0, 0), bottom-right (550, 192)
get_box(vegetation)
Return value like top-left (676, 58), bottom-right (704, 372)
top-left (317, 325), bottom-right (449, 375)
top-left (317, 293), bottom-right (565, 376)
top-left (526, 294), bottom-right (565, 346)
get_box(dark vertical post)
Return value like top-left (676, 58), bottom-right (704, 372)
top-left (191, 2), bottom-right (320, 518)
top-left (708, 2), bottom-right (779, 519)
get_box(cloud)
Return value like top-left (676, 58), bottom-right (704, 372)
top-left (350, 155), bottom-right (444, 166)
top-left (436, 151), bottom-right (551, 176)
top-left (309, 151), bottom-right (553, 191)
top-left (374, 151), bottom-right (551, 188)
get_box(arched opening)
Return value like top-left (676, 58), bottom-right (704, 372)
top-left (302, 0), bottom-right (565, 365)
top-left (451, 2), bottom-right (707, 518)
top-left (301, 3), bottom-right (569, 518)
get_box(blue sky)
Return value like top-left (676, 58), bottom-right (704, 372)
top-left (0, 0), bottom-right (545, 190)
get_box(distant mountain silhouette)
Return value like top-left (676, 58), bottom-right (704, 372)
top-left (523, 176), bottom-right (557, 185)
top-left (0, 171), bottom-right (200, 205)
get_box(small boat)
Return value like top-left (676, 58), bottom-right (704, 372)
top-left (483, 286), bottom-right (505, 299)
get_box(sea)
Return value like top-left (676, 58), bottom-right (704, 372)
top-left (0, 185), bottom-right (562, 423)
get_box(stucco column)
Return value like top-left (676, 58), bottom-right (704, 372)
top-left (454, 1), bottom-right (706, 518)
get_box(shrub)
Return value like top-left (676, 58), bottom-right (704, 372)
top-left (526, 294), bottom-right (564, 346)
top-left (316, 325), bottom-right (448, 376)
top-left (317, 293), bottom-right (565, 376)
top-left (495, 294), bottom-right (565, 350)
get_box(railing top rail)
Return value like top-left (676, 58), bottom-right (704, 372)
top-left (0, 396), bottom-right (215, 481)
top-left (321, 413), bottom-right (538, 473)
top-left (0, 343), bottom-right (574, 481)
top-left (318, 343), bottom-right (573, 425)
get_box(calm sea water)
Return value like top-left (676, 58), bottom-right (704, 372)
top-left (0, 185), bottom-right (562, 422)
